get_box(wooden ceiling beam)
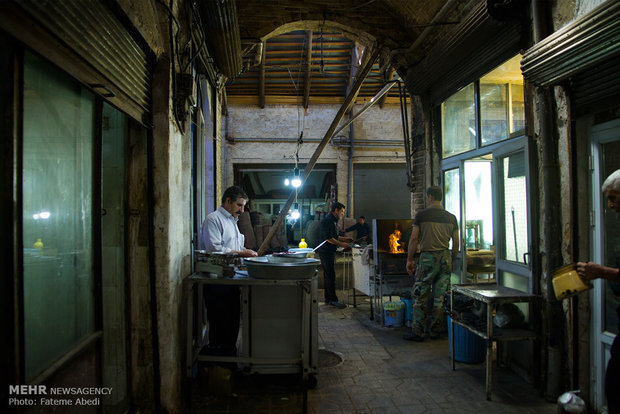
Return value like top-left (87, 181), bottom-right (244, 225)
top-left (259, 41), bottom-right (265, 108)
top-left (345, 44), bottom-right (364, 114)
top-left (379, 67), bottom-right (395, 108)
top-left (303, 30), bottom-right (313, 109)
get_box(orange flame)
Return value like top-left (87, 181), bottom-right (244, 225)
top-left (388, 228), bottom-right (404, 253)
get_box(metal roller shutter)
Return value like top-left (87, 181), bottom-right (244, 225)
top-left (521, 1), bottom-right (620, 88)
top-left (353, 164), bottom-right (411, 220)
top-left (407, 1), bottom-right (525, 105)
top-left (8, 0), bottom-right (152, 124)
top-left (569, 54), bottom-right (620, 116)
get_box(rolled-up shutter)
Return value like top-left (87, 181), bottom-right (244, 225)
top-left (569, 54), bottom-right (620, 116)
top-left (521, 1), bottom-right (620, 116)
top-left (1, 0), bottom-right (151, 125)
top-left (406, 1), bottom-right (525, 105)
top-left (521, 1), bottom-right (620, 88)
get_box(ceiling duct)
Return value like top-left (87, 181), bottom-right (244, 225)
top-left (199, 0), bottom-right (242, 78)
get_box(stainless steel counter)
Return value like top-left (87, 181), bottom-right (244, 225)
top-left (185, 271), bottom-right (318, 386)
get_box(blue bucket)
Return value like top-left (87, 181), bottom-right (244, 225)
top-left (447, 316), bottom-right (486, 363)
top-left (400, 298), bottom-right (414, 327)
top-left (383, 302), bottom-right (405, 327)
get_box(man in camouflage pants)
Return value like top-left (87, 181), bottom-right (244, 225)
top-left (404, 186), bottom-right (459, 341)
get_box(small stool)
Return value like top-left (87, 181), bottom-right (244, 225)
top-left (467, 265), bottom-right (496, 284)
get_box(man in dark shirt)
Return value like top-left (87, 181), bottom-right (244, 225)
top-left (317, 202), bottom-right (353, 309)
top-left (404, 186), bottom-right (459, 341)
top-left (343, 215), bottom-right (370, 243)
top-left (576, 168), bottom-right (620, 414)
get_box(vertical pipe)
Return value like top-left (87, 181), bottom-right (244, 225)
top-left (532, 0), bottom-right (564, 401)
top-left (347, 111), bottom-right (354, 213)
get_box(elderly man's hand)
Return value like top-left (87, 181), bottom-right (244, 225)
top-left (576, 261), bottom-right (599, 281)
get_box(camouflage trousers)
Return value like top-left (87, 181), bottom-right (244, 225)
top-left (411, 250), bottom-right (451, 337)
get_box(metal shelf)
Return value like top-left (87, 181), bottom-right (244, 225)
top-left (450, 283), bottom-right (539, 401)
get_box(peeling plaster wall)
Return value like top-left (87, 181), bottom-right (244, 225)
top-left (216, 91), bottom-right (225, 200)
top-left (225, 103), bottom-right (407, 213)
top-left (116, 0), bottom-right (166, 56)
top-left (554, 85), bottom-right (574, 387)
top-left (555, 86), bottom-right (572, 266)
top-left (151, 57), bottom-right (192, 413)
top-left (552, 0), bottom-right (608, 28)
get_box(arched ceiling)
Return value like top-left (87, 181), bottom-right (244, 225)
top-left (200, 0), bottom-right (489, 106)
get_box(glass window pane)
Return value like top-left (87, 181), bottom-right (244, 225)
top-left (501, 152), bottom-right (529, 264)
top-left (480, 55), bottom-right (525, 146)
top-left (480, 83), bottom-right (508, 144)
top-left (444, 168), bottom-right (461, 250)
top-left (22, 52), bottom-right (95, 379)
top-left (441, 83), bottom-right (475, 158)
top-left (444, 169), bottom-right (461, 227)
top-left (602, 140), bottom-right (620, 334)
top-left (511, 83), bottom-right (525, 132)
top-left (464, 158), bottom-right (493, 250)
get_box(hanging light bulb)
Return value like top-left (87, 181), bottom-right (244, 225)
top-left (284, 178), bottom-right (290, 186)
top-left (291, 202), bottom-right (300, 220)
top-left (291, 167), bottom-right (302, 188)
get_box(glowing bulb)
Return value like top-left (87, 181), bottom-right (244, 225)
top-left (284, 178), bottom-right (290, 186)
top-left (33, 213), bottom-right (40, 220)
top-left (292, 177), bottom-right (302, 188)
top-left (39, 211), bottom-right (51, 219)
top-left (291, 210), bottom-right (300, 219)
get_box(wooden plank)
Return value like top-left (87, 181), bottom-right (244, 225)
top-left (259, 41), bottom-right (265, 109)
top-left (303, 30), bottom-right (312, 109)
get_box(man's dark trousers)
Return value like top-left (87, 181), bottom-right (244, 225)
top-left (319, 250), bottom-right (337, 303)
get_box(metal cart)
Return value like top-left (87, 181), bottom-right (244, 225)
top-left (185, 272), bottom-right (318, 386)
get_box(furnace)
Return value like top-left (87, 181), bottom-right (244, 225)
top-left (371, 219), bottom-right (415, 324)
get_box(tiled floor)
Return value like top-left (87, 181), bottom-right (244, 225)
top-left (190, 291), bottom-right (556, 413)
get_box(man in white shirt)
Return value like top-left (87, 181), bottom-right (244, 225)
top-left (200, 186), bottom-right (257, 357)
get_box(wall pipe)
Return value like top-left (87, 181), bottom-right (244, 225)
top-left (347, 111), bottom-right (354, 213)
top-left (227, 136), bottom-right (404, 147)
top-left (533, 0), bottom-right (564, 401)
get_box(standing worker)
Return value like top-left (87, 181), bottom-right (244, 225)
top-left (317, 202), bottom-right (353, 309)
top-left (199, 185), bottom-right (257, 356)
top-left (576, 169), bottom-right (620, 414)
top-left (404, 186), bottom-right (459, 341)
top-left (343, 215), bottom-right (370, 243)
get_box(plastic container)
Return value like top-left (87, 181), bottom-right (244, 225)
top-left (400, 298), bottom-right (414, 327)
top-left (299, 238), bottom-right (308, 248)
top-left (447, 316), bottom-right (486, 363)
top-left (552, 264), bottom-right (592, 300)
top-left (288, 247), bottom-right (314, 258)
top-left (383, 301), bottom-right (405, 327)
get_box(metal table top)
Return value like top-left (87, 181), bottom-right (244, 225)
top-left (452, 284), bottom-right (538, 304)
